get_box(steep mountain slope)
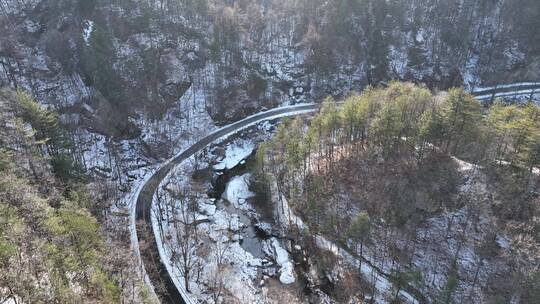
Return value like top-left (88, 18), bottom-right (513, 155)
top-left (0, 88), bottom-right (154, 303)
top-left (1, 0), bottom-right (539, 135)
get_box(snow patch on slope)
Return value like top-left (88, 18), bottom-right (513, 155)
top-left (223, 174), bottom-right (254, 211)
top-left (270, 238), bottom-right (296, 284)
top-left (83, 20), bottom-right (94, 45)
top-left (213, 141), bottom-right (255, 170)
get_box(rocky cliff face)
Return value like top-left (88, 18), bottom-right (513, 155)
top-left (2, 1), bottom-right (539, 138)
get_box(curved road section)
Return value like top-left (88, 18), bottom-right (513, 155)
top-left (134, 81), bottom-right (540, 304)
top-left (471, 82), bottom-right (539, 101)
top-left (134, 104), bottom-right (320, 304)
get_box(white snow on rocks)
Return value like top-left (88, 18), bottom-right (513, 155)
top-left (270, 238), bottom-right (296, 285)
top-left (222, 174), bottom-right (254, 211)
top-left (270, 177), bottom-right (306, 231)
top-left (152, 175), bottom-right (269, 303)
top-left (211, 210), bottom-right (244, 234)
top-left (199, 201), bottom-right (217, 216)
top-left (1, 0), bottom-right (40, 14)
top-left (207, 241), bottom-right (263, 303)
top-left (213, 141), bottom-right (255, 170)
top-left (464, 55), bottom-right (480, 88)
top-left (83, 20), bottom-right (94, 45)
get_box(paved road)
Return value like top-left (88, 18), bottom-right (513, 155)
top-left (134, 82), bottom-right (540, 304)
top-left (471, 82), bottom-right (540, 101)
top-left (134, 104), bottom-right (319, 303)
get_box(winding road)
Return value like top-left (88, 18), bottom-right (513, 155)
top-left (133, 104), bottom-right (320, 304)
top-left (132, 82), bottom-right (540, 304)
top-left (471, 82), bottom-right (539, 101)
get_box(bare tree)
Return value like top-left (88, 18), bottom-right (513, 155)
top-left (170, 189), bottom-right (201, 293)
top-left (209, 241), bottom-right (230, 304)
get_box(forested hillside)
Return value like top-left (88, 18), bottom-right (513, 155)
top-left (254, 83), bottom-right (540, 303)
top-left (1, 0), bottom-right (539, 133)
top-left (0, 89), bottom-right (154, 303)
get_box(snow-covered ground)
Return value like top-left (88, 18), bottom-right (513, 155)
top-left (222, 174), bottom-right (254, 211)
top-left (335, 156), bottom-right (518, 303)
top-left (213, 141), bottom-right (255, 171)
top-left (63, 78), bottom-right (220, 301)
top-left (314, 235), bottom-right (419, 304)
top-left (82, 20), bottom-right (94, 45)
top-left (151, 136), bottom-right (300, 303)
top-left (269, 175), bottom-right (418, 303)
top-left (141, 106), bottom-right (322, 302)
top-left (269, 238), bottom-right (296, 285)
top-left (0, 0), bottom-right (41, 14)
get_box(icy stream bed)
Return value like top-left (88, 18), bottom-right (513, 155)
top-left (211, 139), bottom-right (297, 286)
top-left (151, 126), bottom-right (308, 303)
